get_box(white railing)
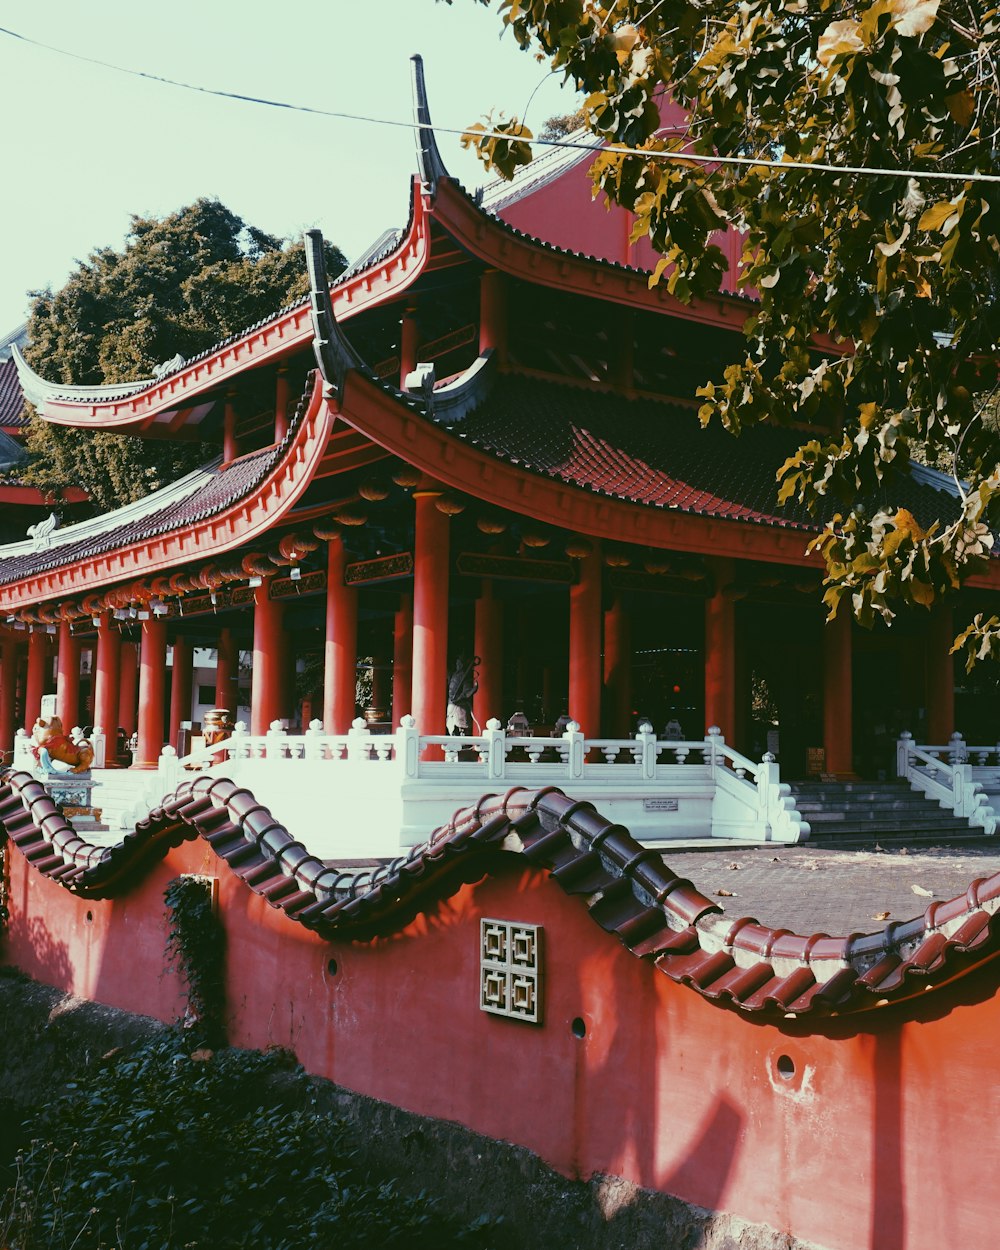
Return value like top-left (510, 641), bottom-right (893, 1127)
top-left (157, 717), bottom-right (808, 846)
top-left (896, 731), bottom-right (996, 834)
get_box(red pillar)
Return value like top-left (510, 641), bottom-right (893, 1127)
top-left (223, 390), bottom-right (238, 463)
top-left (274, 366), bottom-right (290, 443)
top-left (473, 581), bottom-right (504, 731)
top-left (0, 638), bottom-right (19, 751)
top-left (603, 593), bottom-right (632, 738)
top-left (215, 626), bottom-right (237, 712)
top-left (93, 612), bottom-right (122, 754)
top-left (323, 536), bottom-right (358, 733)
top-left (400, 308), bottom-right (419, 387)
top-left (55, 618), bottom-right (81, 730)
top-left (411, 491), bottom-right (450, 737)
top-left (168, 636), bottom-right (194, 749)
top-left (391, 594), bottom-right (413, 728)
top-left (24, 632), bottom-right (48, 731)
top-left (117, 641), bottom-right (139, 738)
top-left (251, 579), bottom-right (286, 735)
top-left (705, 558), bottom-right (737, 738)
top-left (479, 268), bottom-right (508, 365)
top-left (927, 604), bottom-right (955, 743)
top-left (135, 616), bottom-right (167, 768)
top-left (823, 608), bottom-right (854, 775)
top-left (568, 541), bottom-right (602, 735)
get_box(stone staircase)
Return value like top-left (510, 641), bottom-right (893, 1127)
top-left (82, 768), bottom-right (166, 843)
top-left (789, 780), bottom-right (984, 848)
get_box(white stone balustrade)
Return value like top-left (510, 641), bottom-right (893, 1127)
top-left (896, 731), bottom-right (997, 834)
top-left (152, 717), bottom-right (809, 858)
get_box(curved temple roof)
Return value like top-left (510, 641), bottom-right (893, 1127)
top-left (2, 770), bottom-right (998, 1022)
top-left (0, 371), bottom-right (333, 608)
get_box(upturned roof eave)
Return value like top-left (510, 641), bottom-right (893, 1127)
top-left (0, 372), bottom-right (334, 610)
top-left (14, 188), bottom-right (431, 434)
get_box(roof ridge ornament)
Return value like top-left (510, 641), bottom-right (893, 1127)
top-left (410, 54), bottom-right (449, 197)
top-left (27, 512), bottom-right (59, 551)
top-left (304, 229), bottom-right (364, 401)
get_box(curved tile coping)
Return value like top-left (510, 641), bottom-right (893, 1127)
top-left (2, 769), bottom-right (1000, 1019)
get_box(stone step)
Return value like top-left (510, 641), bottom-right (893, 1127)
top-left (793, 797), bottom-right (958, 815)
top-left (808, 829), bottom-right (991, 849)
top-left (800, 817), bottom-right (974, 835)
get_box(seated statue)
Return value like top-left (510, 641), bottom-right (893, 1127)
top-left (30, 716), bottom-right (94, 775)
top-left (446, 654), bottom-right (479, 736)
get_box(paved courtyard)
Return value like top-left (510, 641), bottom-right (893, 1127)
top-left (661, 843), bottom-right (1000, 936)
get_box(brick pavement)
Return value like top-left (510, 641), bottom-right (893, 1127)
top-left (661, 843), bottom-right (1000, 936)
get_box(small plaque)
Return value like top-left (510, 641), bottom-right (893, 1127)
top-left (481, 919), bottom-right (542, 1024)
top-left (643, 797), bottom-right (679, 812)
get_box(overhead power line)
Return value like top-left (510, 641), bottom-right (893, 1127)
top-left (2, 23), bottom-right (999, 186)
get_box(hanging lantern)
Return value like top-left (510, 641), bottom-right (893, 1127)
top-left (391, 465), bottom-right (422, 489)
top-left (434, 492), bottom-right (466, 516)
top-left (199, 563), bottom-right (225, 590)
top-left (358, 477), bottom-right (390, 502)
top-left (477, 513), bottom-right (507, 535)
top-left (604, 549), bottom-right (631, 569)
top-left (312, 518), bottom-right (341, 542)
top-left (643, 555), bottom-right (671, 575)
top-left (334, 506), bottom-right (368, 527)
top-left (149, 576), bottom-right (173, 598)
top-left (278, 532), bottom-right (318, 563)
top-left (564, 537), bottom-right (593, 560)
top-left (521, 530), bottom-right (550, 549)
top-left (242, 553), bottom-right (274, 577)
top-left (217, 560), bottom-right (246, 582)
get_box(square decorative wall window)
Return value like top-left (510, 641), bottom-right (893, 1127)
top-left (480, 919), bottom-right (542, 1024)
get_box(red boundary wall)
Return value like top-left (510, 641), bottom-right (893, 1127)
top-left (4, 838), bottom-right (999, 1250)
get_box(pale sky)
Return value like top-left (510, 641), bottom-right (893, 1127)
top-left (0, 0), bottom-right (578, 334)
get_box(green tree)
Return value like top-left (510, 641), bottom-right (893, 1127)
top-left (22, 198), bottom-right (345, 510)
top-left (465, 1), bottom-right (1000, 665)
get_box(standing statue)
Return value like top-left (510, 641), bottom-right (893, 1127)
top-left (446, 654), bottom-right (479, 736)
top-left (30, 716), bottom-right (94, 774)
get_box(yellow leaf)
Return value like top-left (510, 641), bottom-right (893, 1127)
top-left (817, 19), bottom-right (864, 65)
top-left (946, 89), bottom-right (975, 127)
top-left (889, 0), bottom-right (941, 37)
top-left (918, 200), bottom-right (959, 232)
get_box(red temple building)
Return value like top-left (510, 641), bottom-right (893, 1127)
top-left (3, 58), bottom-right (1000, 1250)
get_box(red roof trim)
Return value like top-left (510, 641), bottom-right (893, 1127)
top-left (338, 370), bottom-right (820, 568)
top-left (0, 375), bottom-right (335, 610)
top-left (28, 192), bottom-right (433, 433)
top-left (431, 180), bottom-right (751, 334)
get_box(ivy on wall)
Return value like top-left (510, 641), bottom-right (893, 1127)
top-left (164, 876), bottom-right (226, 1046)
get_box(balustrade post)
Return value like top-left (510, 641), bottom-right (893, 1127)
top-left (396, 714), bottom-right (420, 779)
top-left (158, 744), bottom-right (180, 795)
top-left (896, 731), bottom-right (913, 779)
top-left (347, 715), bottom-right (371, 762)
top-left (756, 751), bottom-right (779, 830)
top-left (305, 717), bottom-right (324, 761)
top-left (948, 731), bottom-right (967, 764)
top-left (484, 717), bottom-right (505, 780)
top-left (13, 727), bottom-right (32, 770)
top-left (952, 761), bottom-right (972, 816)
top-left (565, 720), bottom-right (585, 780)
top-left (636, 722), bottom-right (657, 781)
top-left (266, 719), bottom-right (287, 760)
top-left (706, 725), bottom-right (723, 771)
top-left (91, 726), bottom-right (107, 769)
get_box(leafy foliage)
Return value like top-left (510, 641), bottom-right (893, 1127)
top-left (164, 876), bottom-right (226, 1046)
top-left (0, 1033), bottom-right (499, 1250)
top-left (466, 0), bottom-right (1000, 661)
top-left (21, 199), bottom-right (345, 510)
